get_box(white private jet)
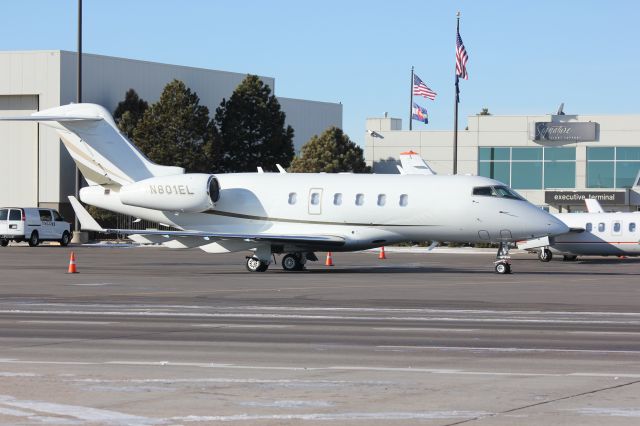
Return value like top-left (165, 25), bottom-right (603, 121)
top-left (0, 103), bottom-right (568, 274)
top-left (528, 199), bottom-right (640, 261)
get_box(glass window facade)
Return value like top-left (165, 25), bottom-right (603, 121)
top-left (478, 147), bottom-right (576, 189)
top-left (587, 147), bottom-right (640, 188)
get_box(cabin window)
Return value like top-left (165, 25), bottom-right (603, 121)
top-left (333, 193), bottom-right (342, 205)
top-left (377, 194), bottom-right (386, 206)
top-left (355, 193), bottom-right (364, 206)
top-left (630, 222), bottom-right (636, 232)
top-left (585, 222), bottom-right (592, 232)
top-left (614, 222), bottom-right (621, 233)
top-left (288, 192), bottom-right (297, 205)
top-left (598, 222), bottom-right (605, 232)
top-left (399, 194), bottom-right (408, 207)
top-left (310, 193), bottom-right (320, 205)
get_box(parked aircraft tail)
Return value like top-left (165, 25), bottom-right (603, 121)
top-left (0, 103), bottom-right (183, 186)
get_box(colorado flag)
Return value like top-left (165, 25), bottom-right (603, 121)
top-left (412, 102), bottom-right (429, 124)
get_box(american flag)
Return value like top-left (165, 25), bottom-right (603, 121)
top-left (413, 74), bottom-right (437, 100)
top-left (456, 24), bottom-right (469, 80)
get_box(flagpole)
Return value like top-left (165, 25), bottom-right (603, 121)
top-left (453, 13), bottom-right (460, 175)
top-left (409, 66), bottom-right (414, 131)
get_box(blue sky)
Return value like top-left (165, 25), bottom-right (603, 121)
top-left (1, 0), bottom-right (639, 146)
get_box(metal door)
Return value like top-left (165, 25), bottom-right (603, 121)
top-left (308, 188), bottom-right (323, 215)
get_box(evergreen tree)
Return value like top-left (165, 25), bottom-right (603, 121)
top-left (113, 89), bottom-right (148, 138)
top-left (214, 75), bottom-right (294, 172)
top-left (288, 127), bottom-right (370, 173)
top-left (133, 80), bottom-right (215, 173)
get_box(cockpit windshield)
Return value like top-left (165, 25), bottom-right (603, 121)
top-left (472, 185), bottom-right (524, 200)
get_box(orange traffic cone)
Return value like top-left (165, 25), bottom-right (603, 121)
top-left (67, 251), bottom-right (78, 274)
top-left (325, 251), bottom-right (334, 266)
top-left (378, 246), bottom-right (387, 260)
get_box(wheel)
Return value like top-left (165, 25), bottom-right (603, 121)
top-left (563, 255), bottom-right (577, 261)
top-left (282, 254), bottom-right (303, 271)
top-left (538, 248), bottom-right (552, 262)
top-left (28, 231), bottom-right (39, 247)
top-left (495, 262), bottom-right (511, 274)
top-left (60, 231), bottom-right (70, 247)
top-left (0, 239), bottom-right (8, 247)
top-left (246, 257), bottom-right (269, 272)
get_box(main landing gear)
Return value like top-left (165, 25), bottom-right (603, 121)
top-left (494, 242), bottom-right (512, 274)
top-left (246, 252), bottom-right (315, 272)
top-left (281, 253), bottom-right (306, 271)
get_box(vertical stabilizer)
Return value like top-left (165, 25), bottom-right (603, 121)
top-left (0, 103), bottom-right (184, 186)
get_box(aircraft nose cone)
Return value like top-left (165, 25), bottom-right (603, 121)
top-left (546, 215), bottom-right (569, 236)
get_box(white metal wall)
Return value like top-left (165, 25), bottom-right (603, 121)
top-left (0, 95), bottom-right (39, 207)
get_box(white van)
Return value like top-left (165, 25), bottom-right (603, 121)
top-left (0, 207), bottom-right (71, 247)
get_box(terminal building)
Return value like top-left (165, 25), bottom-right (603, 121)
top-left (365, 111), bottom-right (640, 212)
top-left (0, 50), bottom-right (342, 218)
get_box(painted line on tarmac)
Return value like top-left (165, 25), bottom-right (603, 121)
top-left (377, 345), bottom-right (640, 355)
top-left (2, 358), bottom-right (640, 380)
top-left (2, 309), bottom-right (640, 326)
top-left (189, 323), bottom-right (292, 329)
top-left (7, 302), bottom-right (640, 317)
top-left (18, 320), bottom-right (114, 325)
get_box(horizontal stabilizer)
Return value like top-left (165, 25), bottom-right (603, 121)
top-left (0, 115), bottom-right (102, 122)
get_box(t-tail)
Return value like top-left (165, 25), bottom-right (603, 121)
top-left (0, 103), bottom-right (184, 186)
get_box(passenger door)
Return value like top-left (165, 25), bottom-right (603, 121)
top-left (51, 210), bottom-right (67, 238)
top-left (38, 209), bottom-right (54, 239)
top-left (308, 188), bottom-right (323, 215)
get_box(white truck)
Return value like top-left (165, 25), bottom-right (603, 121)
top-left (0, 207), bottom-right (71, 247)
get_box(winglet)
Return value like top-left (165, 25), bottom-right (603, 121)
top-left (67, 196), bottom-right (104, 232)
top-left (276, 164), bottom-right (287, 173)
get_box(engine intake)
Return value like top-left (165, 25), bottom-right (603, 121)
top-left (119, 174), bottom-right (219, 213)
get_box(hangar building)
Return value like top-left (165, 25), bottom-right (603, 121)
top-left (0, 50), bottom-right (342, 218)
top-left (365, 112), bottom-right (640, 212)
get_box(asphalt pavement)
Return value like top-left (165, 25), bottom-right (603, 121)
top-left (0, 245), bottom-right (639, 425)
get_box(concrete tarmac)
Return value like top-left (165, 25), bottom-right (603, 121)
top-left (0, 245), bottom-right (639, 425)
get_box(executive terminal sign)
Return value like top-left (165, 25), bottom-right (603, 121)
top-left (545, 191), bottom-right (626, 206)
top-left (530, 122), bottom-right (597, 142)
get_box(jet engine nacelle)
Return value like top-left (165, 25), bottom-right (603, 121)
top-left (119, 173), bottom-right (220, 213)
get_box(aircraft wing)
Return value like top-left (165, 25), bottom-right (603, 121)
top-left (68, 196), bottom-right (345, 247)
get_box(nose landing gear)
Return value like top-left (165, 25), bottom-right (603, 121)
top-left (494, 242), bottom-right (512, 274)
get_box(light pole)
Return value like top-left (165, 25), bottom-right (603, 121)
top-left (71, 0), bottom-right (87, 243)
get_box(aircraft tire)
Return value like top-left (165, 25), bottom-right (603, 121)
top-left (538, 249), bottom-right (552, 262)
top-left (0, 238), bottom-right (8, 247)
top-left (282, 254), bottom-right (303, 271)
top-left (495, 262), bottom-right (511, 274)
top-left (246, 257), bottom-right (268, 272)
